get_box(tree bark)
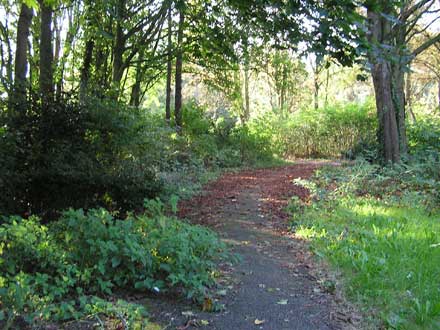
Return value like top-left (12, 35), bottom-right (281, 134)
top-left (371, 63), bottom-right (400, 163)
top-left (367, 7), bottom-right (401, 162)
top-left (112, 0), bottom-right (126, 98)
top-left (313, 61), bottom-right (319, 110)
top-left (174, 5), bottom-right (185, 133)
top-left (11, 3), bottom-right (33, 113)
top-left (39, 1), bottom-right (54, 109)
top-left (165, 4), bottom-right (173, 123)
top-left (129, 50), bottom-right (144, 107)
top-left (405, 69), bottom-right (416, 122)
top-left (54, 15), bottom-right (62, 100)
top-left (438, 79), bottom-right (440, 111)
top-left (243, 64), bottom-right (250, 122)
top-left (79, 39), bottom-right (94, 102)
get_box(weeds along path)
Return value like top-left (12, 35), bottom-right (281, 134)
top-left (147, 161), bottom-right (358, 330)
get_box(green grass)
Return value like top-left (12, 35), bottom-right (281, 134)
top-left (293, 167), bottom-right (440, 330)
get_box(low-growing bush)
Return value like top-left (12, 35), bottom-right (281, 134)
top-left (0, 204), bottom-right (231, 327)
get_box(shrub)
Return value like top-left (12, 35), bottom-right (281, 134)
top-left (0, 98), bottom-right (163, 217)
top-left (274, 101), bottom-right (377, 159)
top-left (0, 205), bottom-right (231, 326)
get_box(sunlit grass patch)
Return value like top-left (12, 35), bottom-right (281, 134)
top-left (293, 168), bottom-right (440, 330)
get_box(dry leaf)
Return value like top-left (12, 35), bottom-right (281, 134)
top-left (254, 319), bottom-right (265, 325)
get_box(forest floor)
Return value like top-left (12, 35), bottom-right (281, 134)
top-left (144, 161), bottom-right (361, 330)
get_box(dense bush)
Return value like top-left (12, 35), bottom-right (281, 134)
top-left (271, 101), bottom-right (377, 159)
top-left (0, 98), bottom-right (165, 217)
top-left (0, 204), bottom-right (230, 326)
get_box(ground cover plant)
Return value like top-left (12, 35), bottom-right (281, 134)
top-left (290, 159), bottom-right (440, 330)
top-left (0, 201), bottom-right (231, 328)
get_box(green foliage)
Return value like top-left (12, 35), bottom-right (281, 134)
top-left (275, 101), bottom-right (377, 159)
top-left (0, 205), bottom-right (230, 326)
top-left (290, 161), bottom-right (440, 329)
top-left (0, 98), bottom-right (164, 217)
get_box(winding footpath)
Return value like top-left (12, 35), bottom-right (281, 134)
top-left (146, 162), bottom-right (359, 330)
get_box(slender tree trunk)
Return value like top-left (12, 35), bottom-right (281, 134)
top-left (393, 66), bottom-right (407, 155)
top-left (438, 79), bottom-right (440, 111)
top-left (129, 51), bottom-right (144, 107)
top-left (39, 1), bottom-right (54, 109)
top-left (314, 77), bottom-right (319, 110)
top-left (165, 4), bottom-right (173, 123)
top-left (243, 64), bottom-right (250, 122)
top-left (313, 62), bottom-right (319, 110)
top-left (54, 15), bottom-right (62, 100)
top-left (79, 39), bottom-right (94, 102)
top-left (324, 68), bottom-right (330, 107)
top-left (11, 3), bottom-right (33, 113)
top-left (112, 0), bottom-right (126, 98)
top-left (174, 5), bottom-right (184, 133)
top-left (405, 69), bottom-right (416, 122)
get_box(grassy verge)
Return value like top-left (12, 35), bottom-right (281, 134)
top-left (290, 161), bottom-right (440, 330)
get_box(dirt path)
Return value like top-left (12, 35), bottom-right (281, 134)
top-left (146, 162), bottom-right (357, 330)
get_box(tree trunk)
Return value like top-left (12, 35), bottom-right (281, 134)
top-left (393, 66), bottom-right (407, 155)
top-left (243, 64), bottom-right (250, 122)
top-left (54, 15), bottom-right (62, 100)
top-left (165, 4), bottom-right (173, 123)
top-left (129, 51), bottom-right (144, 107)
top-left (112, 0), bottom-right (126, 98)
top-left (405, 69), bottom-right (416, 122)
top-left (438, 79), bottom-right (440, 111)
top-left (371, 63), bottom-right (400, 163)
top-left (367, 7), bottom-right (401, 163)
top-left (174, 6), bottom-right (184, 133)
top-left (324, 68), bottom-right (329, 108)
top-left (313, 63), bottom-right (319, 110)
top-left (39, 1), bottom-right (54, 109)
top-left (79, 39), bottom-right (94, 102)
top-left (11, 3), bottom-right (33, 113)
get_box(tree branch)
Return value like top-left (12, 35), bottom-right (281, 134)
top-left (412, 33), bottom-right (440, 57)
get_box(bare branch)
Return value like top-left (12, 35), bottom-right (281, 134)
top-left (412, 33), bottom-right (440, 57)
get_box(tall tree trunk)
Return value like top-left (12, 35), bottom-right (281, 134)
top-left (165, 4), bottom-right (173, 123)
top-left (324, 68), bottom-right (330, 108)
top-left (313, 62), bottom-right (319, 110)
top-left (371, 63), bottom-right (400, 163)
top-left (174, 5), bottom-right (184, 133)
top-left (393, 18), bottom-right (408, 156)
top-left (39, 1), bottom-right (54, 109)
top-left (368, 8), bottom-right (400, 163)
top-left (112, 0), bottom-right (125, 98)
top-left (11, 3), bottom-right (33, 113)
top-left (438, 79), bottom-right (440, 112)
top-left (54, 15), bottom-right (62, 100)
top-left (393, 66), bottom-right (407, 155)
top-left (243, 64), bottom-right (250, 122)
top-left (129, 51), bottom-right (144, 107)
top-left (79, 39), bottom-right (94, 102)
top-left (405, 69), bottom-right (416, 122)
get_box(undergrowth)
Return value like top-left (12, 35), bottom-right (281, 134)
top-left (0, 200), bottom-right (232, 328)
top-left (289, 159), bottom-right (440, 330)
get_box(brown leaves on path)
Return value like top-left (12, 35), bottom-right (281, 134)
top-left (178, 162), bottom-right (321, 230)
